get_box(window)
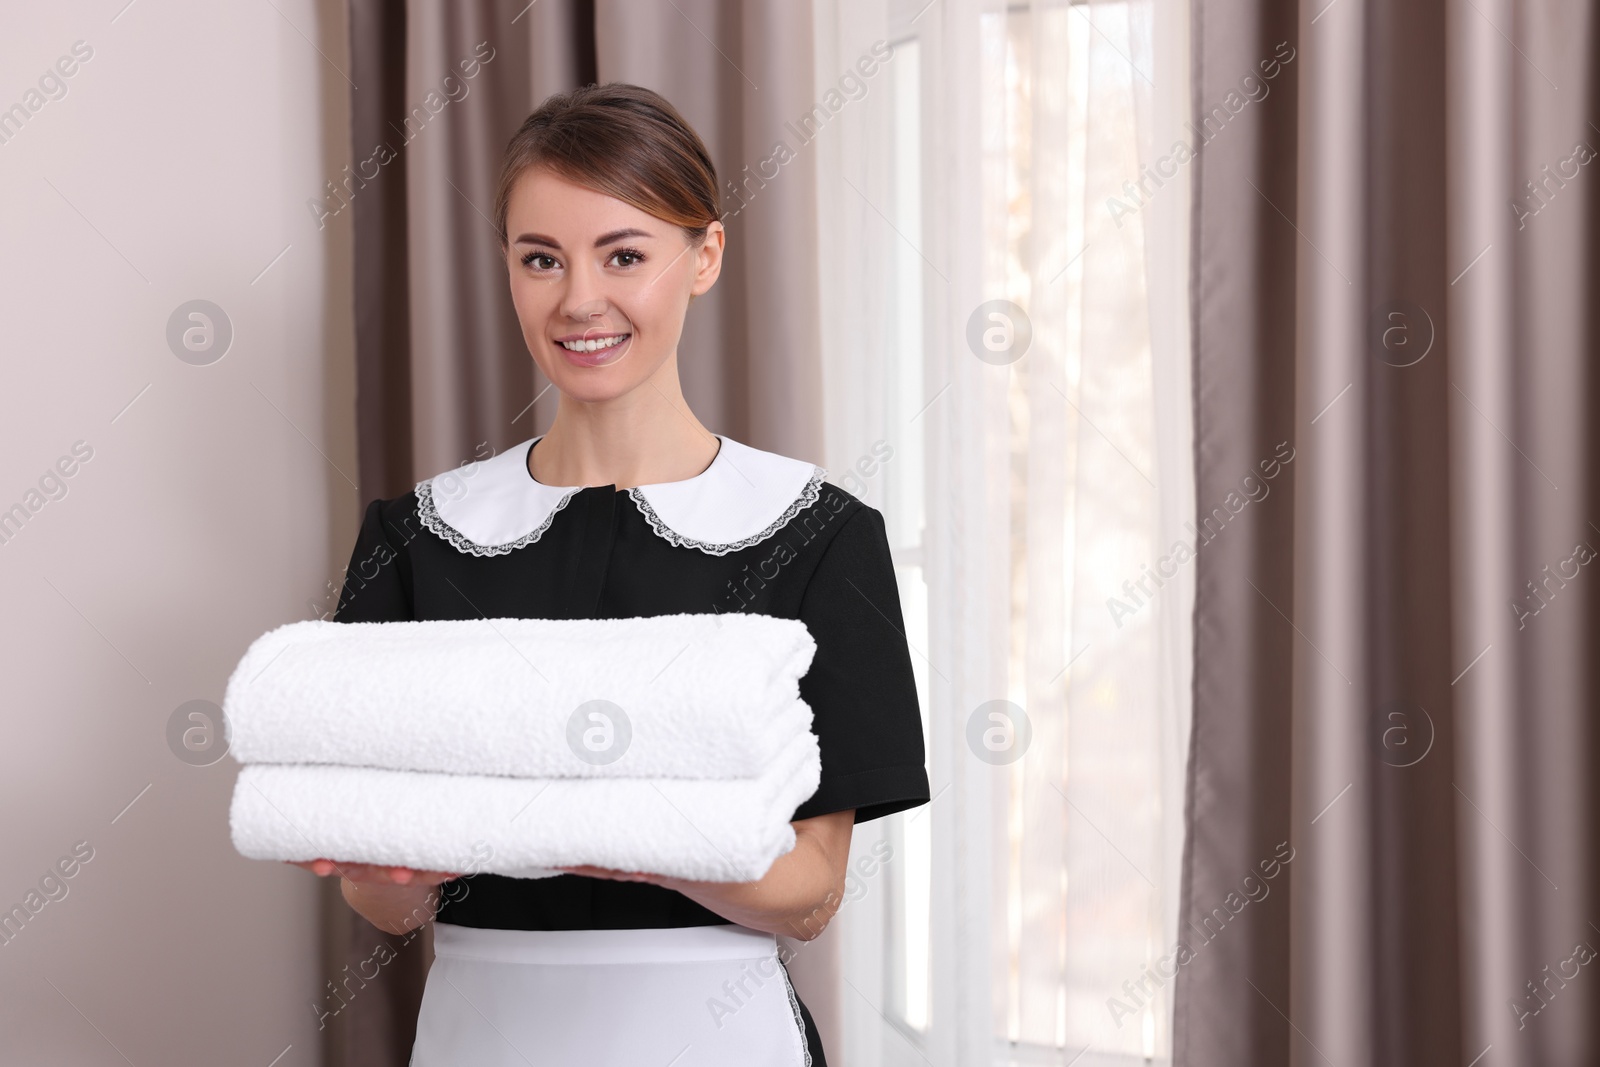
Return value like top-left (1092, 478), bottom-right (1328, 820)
top-left (818, 1), bottom-right (1190, 1062)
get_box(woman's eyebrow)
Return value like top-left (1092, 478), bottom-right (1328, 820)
top-left (512, 228), bottom-right (655, 249)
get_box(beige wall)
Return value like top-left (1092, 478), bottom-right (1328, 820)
top-left (0, 2), bottom-right (355, 1062)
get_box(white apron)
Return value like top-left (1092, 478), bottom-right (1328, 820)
top-left (410, 920), bottom-right (812, 1066)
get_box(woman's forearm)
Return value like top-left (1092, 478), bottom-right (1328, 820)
top-left (341, 876), bottom-right (448, 935)
top-left (663, 834), bottom-right (841, 939)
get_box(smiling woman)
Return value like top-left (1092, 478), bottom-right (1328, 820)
top-left (492, 90), bottom-right (726, 416)
top-left (300, 82), bottom-right (931, 1067)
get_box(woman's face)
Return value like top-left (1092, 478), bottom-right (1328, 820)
top-left (503, 166), bottom-right (723, 404)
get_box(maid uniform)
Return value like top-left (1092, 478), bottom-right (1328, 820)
top-left (332, 431), bottom-right (931, 1066)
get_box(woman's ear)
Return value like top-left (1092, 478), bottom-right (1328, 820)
top-left (689, 221), bottom-right (726, 299)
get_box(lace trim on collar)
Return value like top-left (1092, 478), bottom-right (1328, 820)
top-left (626, 465), bottom-right (827, 557)
top-left (414, 477), bottom-right (581, 558)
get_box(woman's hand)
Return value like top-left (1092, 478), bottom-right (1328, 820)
top-left (288, 858), bottom-right (465, 935)
top-left (286, 858), bottom-right (462, 886)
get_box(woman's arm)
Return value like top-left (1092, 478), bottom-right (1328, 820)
top-left (558, 809), bottom-right (855, 941)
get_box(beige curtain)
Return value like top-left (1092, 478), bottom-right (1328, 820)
top-left (1176, 1), bottom-right (1600, 1065)
top-left (335, 1), bottom-right (825, 1063)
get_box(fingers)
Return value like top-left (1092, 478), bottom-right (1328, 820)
top-left (285, 860), bottom-right (464, 885)
top-left (286, 859), bottom-right (385, 882)
top-left (286, 858), bottom-right (339, 877)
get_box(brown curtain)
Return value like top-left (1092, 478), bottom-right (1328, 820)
top-left (1175, 1), bottom-right (1599, 1065)
top-left (332, 1), bottom-right (826, 1064)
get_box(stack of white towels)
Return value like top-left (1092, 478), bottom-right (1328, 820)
top-left (224, 612), bottom-right (822, 882)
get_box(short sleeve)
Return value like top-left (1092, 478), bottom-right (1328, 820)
top-left (789, 503), bottom-right (931, 824)
top-left (332, 497), bottom-right (415, 624)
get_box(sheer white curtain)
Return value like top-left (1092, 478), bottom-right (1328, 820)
top-left (812, 0), bottom-right (1192, 1063)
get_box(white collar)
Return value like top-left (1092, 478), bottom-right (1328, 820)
top-left (415, 433), bottom-right (827, 557)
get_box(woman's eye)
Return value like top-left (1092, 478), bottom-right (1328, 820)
top-left (520, 249), bottom-right (644, 271)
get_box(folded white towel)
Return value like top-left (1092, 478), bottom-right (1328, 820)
top-left (228, 729), bottom-right (821, 882)
top-left (223, 613), bottom-right (817, 780)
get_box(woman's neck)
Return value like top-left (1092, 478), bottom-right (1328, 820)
top-left (529, 399), bottom-right (719, 490)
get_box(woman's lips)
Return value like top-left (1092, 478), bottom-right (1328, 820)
top-left (556, 333), bottom-right (632, 368)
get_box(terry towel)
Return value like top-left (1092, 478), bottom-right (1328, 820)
top-left (229, 728), bottom-right (821, 882)
top-left (223, 613), bottom-right (818, 780)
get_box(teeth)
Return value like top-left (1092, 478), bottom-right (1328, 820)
top-left (559, 335), bottom-right (628, 353)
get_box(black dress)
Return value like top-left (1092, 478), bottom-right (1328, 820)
top-left (333, 431), bottom-right (931, 1064)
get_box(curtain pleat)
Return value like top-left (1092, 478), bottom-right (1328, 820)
top-left (402, 0), bottom-right (535, 478)
top-left (349, 0), bottom-right (414, 507)
top-left (1176, 1), bottom-right (1599, 1064)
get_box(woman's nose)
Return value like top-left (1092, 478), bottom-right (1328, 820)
top-left (560, 263), bottom-right (608, 320)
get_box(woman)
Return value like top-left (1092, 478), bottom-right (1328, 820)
top-left (291, 82), bottom-right (929, 1065)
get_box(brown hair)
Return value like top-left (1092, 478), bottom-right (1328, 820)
top-left (494, 82), bottom-right (722, 252)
